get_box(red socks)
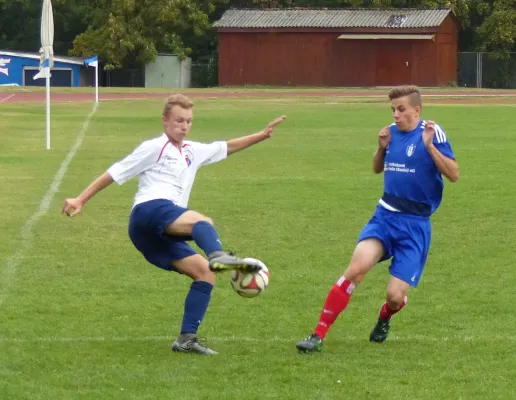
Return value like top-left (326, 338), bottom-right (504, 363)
top-left (314, 276), bottom-right (356, 340)
top-left (379, 296), bottom-right (407, 320)
top-left (313, 277), bottom-right (408, 340)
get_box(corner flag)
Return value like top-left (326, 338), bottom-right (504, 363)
top-left (85, 56), bottom-right (98, 68)
top-left (84, 56), bottom-right (99, 102)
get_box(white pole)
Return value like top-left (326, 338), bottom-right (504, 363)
top-left (46, 73), bottom-right (50, 150)
top-left (95, 64), bottom-right (99, 103)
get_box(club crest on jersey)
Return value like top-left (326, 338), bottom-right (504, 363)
top-left (184, 154), bottom-right (191, 166)
top-left (406, 144), bottom-right (416, 157)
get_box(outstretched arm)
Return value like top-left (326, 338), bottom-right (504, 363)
top-left (63, 139), bottom-right (160, 216)
top-left (62, 172), bottom-right (114, 217)
top-left (227, 116), bottom-right (286, 156)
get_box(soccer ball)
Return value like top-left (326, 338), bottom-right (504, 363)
top-left (230, 258), bottom-right (270, 298)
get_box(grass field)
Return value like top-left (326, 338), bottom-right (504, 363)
top-left (1, 95), bottom-right (515, 399)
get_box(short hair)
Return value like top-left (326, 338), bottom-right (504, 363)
top-left (388, 85), bottom-right (422, 108)
top-left (162, 94), bottom-right (194, 117)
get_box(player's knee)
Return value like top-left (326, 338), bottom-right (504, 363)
top-left (167, 211), bottom-right (213, 236)
top-left (386, 290), bottom-right (405, 310)
top-left (344, 261), bottom-right (371, 284)
top-left (345, 243), bottom-right (382, 284)
top-left (192, 212), bottom-right (213, 226)
top-left (202, 216), bottom-right (214, 226)
top-left (195, 269), bottom-right (216, 284)
top-left (344, 271), bottom-right (364, 285)
top-left (343, 268), bottom-right (364, 284)
top-left (187, 263), bottom-right (216, 283)
top-left (174, 254), bottom-right (216, 283)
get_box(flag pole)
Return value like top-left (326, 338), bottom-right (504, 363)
top-left (46, 72), bottom-right (50, 149)
top-left (84, 55), bottom-right (99, 103)
top-left (35, 0), bottom-right (54, 150)
top-left (95, 63), bottom-right (99, 103)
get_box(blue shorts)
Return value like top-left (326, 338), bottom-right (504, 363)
top-left (128, 199), bottom-right (197, 271)
top-left (357, 205), bottom-right (432, 287)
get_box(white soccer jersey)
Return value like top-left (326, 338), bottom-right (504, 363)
top-left (107, 133), bottom-right (227, 208)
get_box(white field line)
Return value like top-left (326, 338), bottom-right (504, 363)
top-left (0, 333), bottom-right (515, 344)
top-left (0, 103), bottom-right (99, 308)
top-left (0, 93), bottom-right (15, 102)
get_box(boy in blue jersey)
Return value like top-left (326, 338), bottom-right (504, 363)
top-left (297, 85), bottom-right (459, 353)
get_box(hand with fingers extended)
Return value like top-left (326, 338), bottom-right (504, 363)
top-left (262, 116), bottom-right (286, 138)
top-left (62, 198), bottom-right (84, 217)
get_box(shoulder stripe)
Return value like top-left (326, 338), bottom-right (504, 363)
top-left (435, 124), bottom-right (447, 144)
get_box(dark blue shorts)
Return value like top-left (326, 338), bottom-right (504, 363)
top-left (358, 205), bottom-right (432, 287)
top-left (128, 199), bottom-right (197, 271)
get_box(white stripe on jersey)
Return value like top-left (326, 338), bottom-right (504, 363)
top-left (422, 120), bottom-right (447, 144)
top-left (434, 124), bottom-right (447, 143)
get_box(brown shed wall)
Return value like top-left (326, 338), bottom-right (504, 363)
top-left (217, 15), bottom-right (458, 87)
top-left (435, 14), bottom-right (459, 85)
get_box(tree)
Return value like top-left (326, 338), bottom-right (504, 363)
top-left (0, 0), bottom-right (94, 55)
top-left (478, 0), bottom-right (516, 58)
top-left (69, 0), bottom-right (213, 70)
top-left (0, 0), bottom-right (41, 52)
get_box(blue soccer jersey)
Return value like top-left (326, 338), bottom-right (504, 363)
top-left (381, 120), bottom-right (455, 216)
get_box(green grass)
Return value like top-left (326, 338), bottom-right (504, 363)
top-left (1, 96), bottom-right (515, 400)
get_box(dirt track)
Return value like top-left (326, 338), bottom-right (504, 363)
top-left (2, 90), bottom-right (516, 104)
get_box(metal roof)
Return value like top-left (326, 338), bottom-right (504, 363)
top-left (338, 34), bottom-right (435, 40)
top-left (213, 8), bottom-right (451, 29)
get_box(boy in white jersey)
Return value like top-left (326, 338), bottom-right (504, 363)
top-left (297, 85), bottom-right (459, 353)
top-left (62, 94), bottom-right (286, 355)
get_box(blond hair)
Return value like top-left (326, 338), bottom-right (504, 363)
top-left (388, 85), bottom-right (422, 108)
top-left (162, 93), bottom-right (194, 117)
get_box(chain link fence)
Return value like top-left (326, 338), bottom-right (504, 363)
top-left (104, 69), bottom-right (145, 87)
top-left (190, 53), bottom-right (516, 89)
top-left (190, 58), bottom-right (218, 88)
top-left (458, 52), bottom-right (516, 89)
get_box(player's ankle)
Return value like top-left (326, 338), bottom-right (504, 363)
top-left (178, 332), bottom-right (197, 342)
top-left (313, 328), bottom-right (327, 340)
top-left (207, 250), bottom-right (226, 259)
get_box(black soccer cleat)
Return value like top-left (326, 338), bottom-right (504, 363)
top-left (369, 317), bottom-right (390, 343)
top-left (296, 333), bottom-right (323, 353)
